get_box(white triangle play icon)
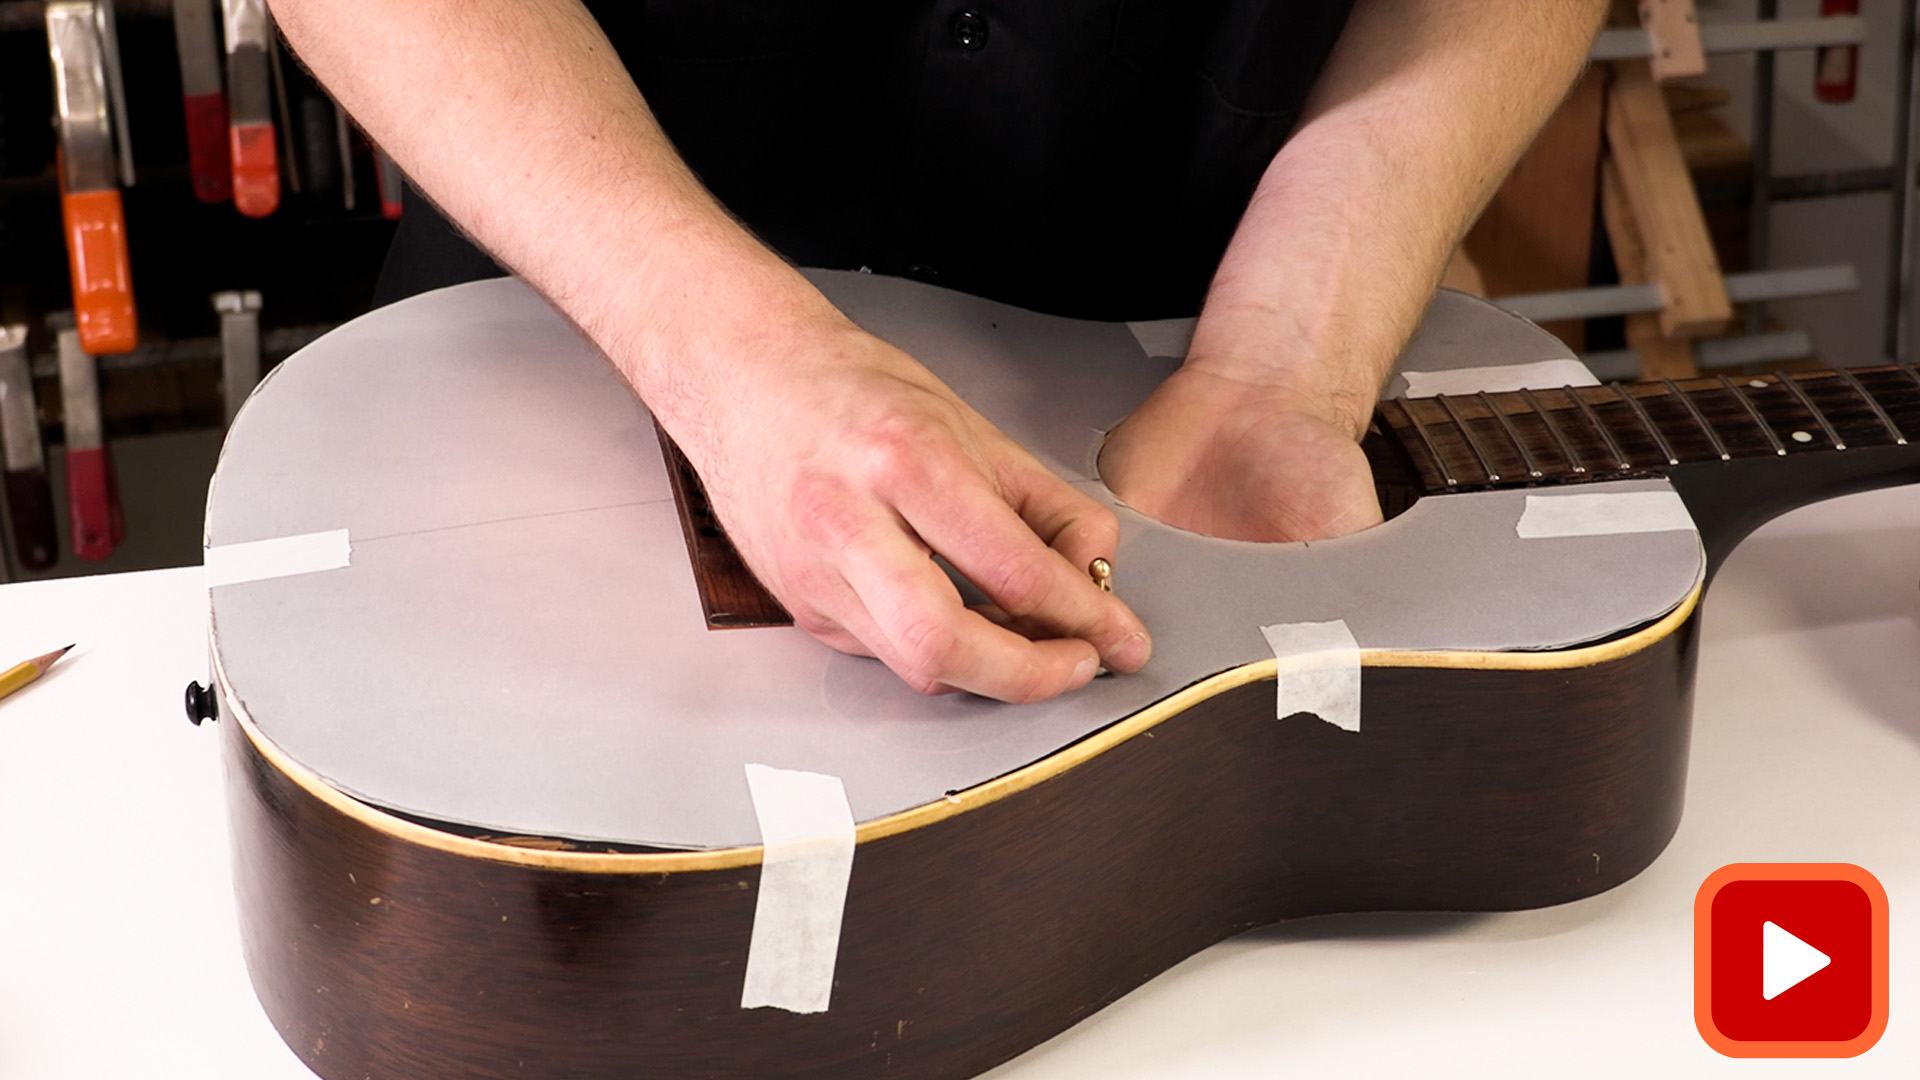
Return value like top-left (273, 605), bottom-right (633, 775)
top-left (1763, 921), bottom-right (1831, 1000)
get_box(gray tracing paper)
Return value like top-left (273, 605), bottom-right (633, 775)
top-left (206, 273), bottom-right (1703, 850)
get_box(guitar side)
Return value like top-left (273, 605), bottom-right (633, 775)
top-left (223, 594), bottom-right (1698, 1080)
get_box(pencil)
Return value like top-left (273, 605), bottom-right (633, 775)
top-left (0, 645), bottom-right (74, 702)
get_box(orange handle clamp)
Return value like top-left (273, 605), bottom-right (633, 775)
top-left (59, 188), bottom-right (137, 356)
top-left (231, 120), bottom-right (280, 218)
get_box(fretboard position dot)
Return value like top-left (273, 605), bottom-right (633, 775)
top-left (1749, 379), bottom-right (1768, 389)
top-left (1791, 430), bottom-right (1814, 443)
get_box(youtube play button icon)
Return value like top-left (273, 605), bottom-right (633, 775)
top-left (1696, 864), bottom-right (1889, 1057)
top-left (1763, 920), bottom-right (1830, 1001)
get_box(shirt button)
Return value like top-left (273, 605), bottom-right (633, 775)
top-left (951, 10), bottom-right (988, 52)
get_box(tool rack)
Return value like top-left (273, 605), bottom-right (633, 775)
top-left (0, 0), bottom-right (397, 580)
top-left (1484, 2), bottom-right (1919, 380)
top-left (3, 2), bottom-right (1919, 579)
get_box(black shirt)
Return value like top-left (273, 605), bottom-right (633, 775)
top-left (376, 1), bottom-right (1357, 320)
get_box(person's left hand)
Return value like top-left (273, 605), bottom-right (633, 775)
top-left (1098, 366), bottom-right (1383, 542)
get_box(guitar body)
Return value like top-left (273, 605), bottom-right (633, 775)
top-left (208, 272), bottom-right (1784, 1079)
top-left (224, 616), bottom-right (1695, 1080)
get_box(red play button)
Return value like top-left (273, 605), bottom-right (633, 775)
top-left (1695, 864), bottom-right (1889, 1057)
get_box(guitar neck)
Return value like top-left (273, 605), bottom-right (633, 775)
top-left (1371, 365), bottom-right (1920, 569)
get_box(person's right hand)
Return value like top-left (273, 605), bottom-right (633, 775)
top-left (661, 304), bottom-right (1153, 704)
top-left (270, 0), bottom-right (1148, 703)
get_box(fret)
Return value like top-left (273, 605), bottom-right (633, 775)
top-left (1663, 377), bottom-right (1729, 460)
top-left (1834, 367), bottom-right (1906, 445)
top-left (1378, 364), bottom-right (1920, 501)
top-left (1478, 391), bottom-right (1541, 478)
top-left (1564, 385), bottom-right (1632, 471)
top-left (1520, 387), bottom-right (1585, 473)
top-left (1774, 371), bottom-right (1845, 450)
top-left (1435, 393), bottom-right (1500, 482)
top-left (1399, 400), bottom-right (1457, 488)
top-left (1612, 383), bottom-right (1678, 466)
top-left (1716, 375), bottom-right (1786, 456)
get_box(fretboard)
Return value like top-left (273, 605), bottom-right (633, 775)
top-left (1374, 365), bottom-right (1920, 495)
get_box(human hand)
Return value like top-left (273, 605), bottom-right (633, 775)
top-left (669, 314), bottom-right (1152, 703)
top-left (1098, 366), bottom-right (1382, 542)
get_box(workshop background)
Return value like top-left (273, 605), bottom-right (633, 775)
top-left (0, 0), bottom-right (1907, 582)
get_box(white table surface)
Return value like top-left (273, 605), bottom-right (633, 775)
top-left (2, 486), bottom-right (1915, 1079)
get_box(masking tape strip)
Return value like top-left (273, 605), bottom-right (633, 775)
top-left (1400, 359), bottom-right (1599, 397)
top-left (1126, 318), bottom-right (1197, 360)
top-left (204, 528), bottom-right (351, 587)
top-left (1516, 491), bottom-right (1696, 539)
top-left (740, 763), bottom-right (857, 1015)
top-left (1259, 619), bottom-right (1361, 732)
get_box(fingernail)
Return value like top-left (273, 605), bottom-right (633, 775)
top-left (1107, 632), bottom-right (1150, 673)
top-left (1072, 657), bottom-right (1098, 687)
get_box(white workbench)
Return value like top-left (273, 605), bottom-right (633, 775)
top-left (2, 487), bottom-right (1915, 1078)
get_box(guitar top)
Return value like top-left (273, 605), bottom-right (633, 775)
top-left (205, 271), bottom-right (1702, 851)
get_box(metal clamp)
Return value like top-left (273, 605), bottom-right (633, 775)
top-left (214, 290), bottom-right (264, 423)
top-left (47, 0), bottom-right (138, 355)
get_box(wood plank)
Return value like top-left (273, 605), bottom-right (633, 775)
top-left (1604, 60), bottom-right (1731, 340)
top-left (1639, 0), bottom-right (1706, 81)
top-left (1663, 83), bottom-right (1731, 115)
top-left (1461, 67), bottom-right (1606, 350)
top-left (1601, 157), bottom-right (1699, 378)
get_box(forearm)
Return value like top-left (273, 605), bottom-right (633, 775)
top-left (271, 0), bottom-right (1150, 699)
top-left (1189, 0), bottom-right (1608, 435)
top-left (269, 0), bottom-right (834, 438)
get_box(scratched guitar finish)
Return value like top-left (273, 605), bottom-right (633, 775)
top-left (205, 273), bottom-right (1702, 852)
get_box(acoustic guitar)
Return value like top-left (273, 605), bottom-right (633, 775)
top-left (200, 272), bottom-right (1920, 1079)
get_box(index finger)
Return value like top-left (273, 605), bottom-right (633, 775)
top-left (898, 459), bottom-right (1151, 674)
top-left (834, 523), bottom-right (1105, 702)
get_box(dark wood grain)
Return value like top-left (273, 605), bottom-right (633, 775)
top-left (1375, 367), bottom-right (1920, 496)
top-left (654, 423), bottom-right (793, 629)
top-left (1369, 367), bottom-right (1920, 572)
top-left (226, 613), bottom-right (1696, 1080)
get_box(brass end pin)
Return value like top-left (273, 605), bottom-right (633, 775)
top-left (1089, 557), bottom-right (1112, 593)
top-left (1089, 558), bottom-right (1116, 677)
